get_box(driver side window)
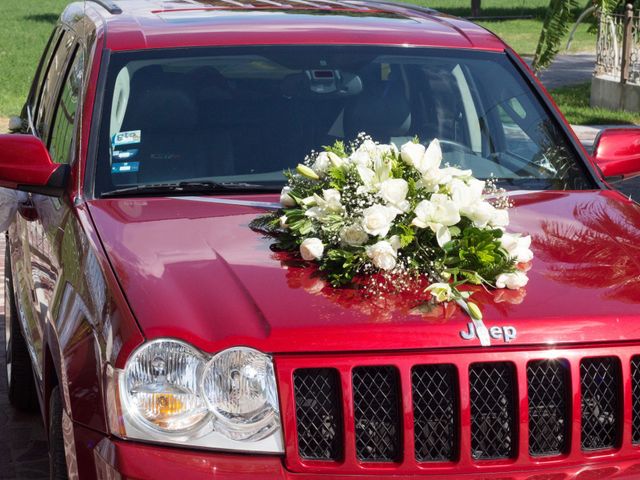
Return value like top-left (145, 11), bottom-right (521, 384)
top-left (48, 47), bottom-right (84, 165)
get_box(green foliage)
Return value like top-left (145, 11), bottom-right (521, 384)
top-left (550, 82), bottom-right (640, 125)
top-left (0, 0), bottom-right (68, 117)
top-left (324, 141), bottom-right (347, 157)
top-left (442, 227), bottom-right (513, 284)
top-left (532, 0), bottom-right (583, 73)
top-left (322, 249), bottom-right (365, 286)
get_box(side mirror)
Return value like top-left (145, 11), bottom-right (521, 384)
top-left (592, 128), bottom-right (640, 181)
top-left (0, 134), bottom-right (69, 196)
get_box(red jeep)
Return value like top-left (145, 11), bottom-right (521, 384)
top-left (3, 0), bottom-right (640, 478)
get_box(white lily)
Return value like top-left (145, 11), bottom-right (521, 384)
top-left (357, 156), bottom-right (393, 190)
top-left (500, 233), bottom-right (534, 263)
top-left (412, 194), bottom-right (461, 247)
top-left (426, 282), bottom-right (454, 302)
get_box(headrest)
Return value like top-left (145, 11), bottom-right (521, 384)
top-left (343, 71), bottom-right (411, 141)
top-left (124, 67), bottom-right (199, 133)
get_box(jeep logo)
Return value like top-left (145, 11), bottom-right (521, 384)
top-left (460, 322), bottom-right (517, 343)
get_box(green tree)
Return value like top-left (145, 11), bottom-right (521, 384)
top-left (532, 0), bottom-right (621, 73)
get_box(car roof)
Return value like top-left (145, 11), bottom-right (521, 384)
top-left (76, 0), bottom-right (506, 52)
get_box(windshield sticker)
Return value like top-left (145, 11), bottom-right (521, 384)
top-left (112, 130), bottom-right (141, 147)
top-left (112, 162), bottom-right (140, 174)
top-left (113, 149), bottom-right (139, 160)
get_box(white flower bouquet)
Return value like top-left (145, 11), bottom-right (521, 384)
top-left (254, 134), bottom-right (533, 320)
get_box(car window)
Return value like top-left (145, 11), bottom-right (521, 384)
top-left (94, 46), bottom-right (593, 196)
top-left (26, 28), bottom-right (63, 129)
top-left (48, 48), bottom-right (84, 165)
top-left (35, 32), bottom-right (76, 143)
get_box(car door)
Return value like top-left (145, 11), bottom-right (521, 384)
top-left (8, 29), bottom-right (79, 382)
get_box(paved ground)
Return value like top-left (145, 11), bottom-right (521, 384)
top-left (529, 53), bottom-right (597, 90)
top-left (0, 234), bottom-right (49, 480)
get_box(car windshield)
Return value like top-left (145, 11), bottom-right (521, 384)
top-left (94, 46), bottom-right (593, 197)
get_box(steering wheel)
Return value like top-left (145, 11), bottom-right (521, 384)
top-left (438, 139), bottom-right (477, 156)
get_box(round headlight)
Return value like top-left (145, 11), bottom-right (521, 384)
top-left (201, 347), bottom-right (279, 440)
top-left (123, 340), bottom-right (209, 433)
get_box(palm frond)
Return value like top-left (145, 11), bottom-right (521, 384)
top-left (532, 0), bottom-right (583, 73)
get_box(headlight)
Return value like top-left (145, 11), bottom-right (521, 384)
top-left (202, 347), bottom-right (279, 440)
top-left (106, 339), bottom-right (283, 453)
top-left (124, 340), bottom-right (208, 432)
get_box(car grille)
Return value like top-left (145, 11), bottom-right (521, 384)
top-left (279, 345), bottom-right (640, 475)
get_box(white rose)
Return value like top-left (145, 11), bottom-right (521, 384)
top-left (349, 150), bottom-right (373, 168)
top-left (378, 178), bottom-right (410, 213)
top-left (357, 139), bottom-right (379, 157)
top-left (426, 282), bottom-right (454, 302)
top-left (501, 233), bottom-right (534, 263)
top-left (490, 208), bottom-right (510, 228)
top-left (495, 271), bottom-right (529, 289)
top-left (280, 186), bottom-right (296, 207)
top-left (322, 189), bottom-right (342, 212)
top-left (376, 143), bottom-right (398, 158)
top-left (340, 224), bottom-right (369, 246)
top-left (300, 238), bottom-right (324, 261)
top-left (361, 204), bottom-right (397, 237)
top-left (450, 178), bottom-right (485, 212)
top-left (400, 142), bottom-right (426, 168)
top-left (465, 201), bottom-right (496, 228)
top-left (312, 152), bottom-right (332, 175)
top-left (366, 240), bottom-right (398, 271)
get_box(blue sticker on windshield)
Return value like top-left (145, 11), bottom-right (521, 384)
top-left (112, 162), bottom-right (140, 173)
top-left (113, 148), bottom-right (139, 160)
top-left (112, 130), bottom-right (141, 147)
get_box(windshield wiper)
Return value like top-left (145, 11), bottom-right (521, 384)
top-left (100, 181), bottom-right (279, 198)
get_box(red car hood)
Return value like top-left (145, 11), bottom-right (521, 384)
top-left (87, 190), bottom-right (640, 354)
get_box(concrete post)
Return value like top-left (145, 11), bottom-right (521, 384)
top-left (621, 2), bottom-right (634, 84)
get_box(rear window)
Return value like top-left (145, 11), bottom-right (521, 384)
top-left (93, 46), bottom-right (592, 196)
